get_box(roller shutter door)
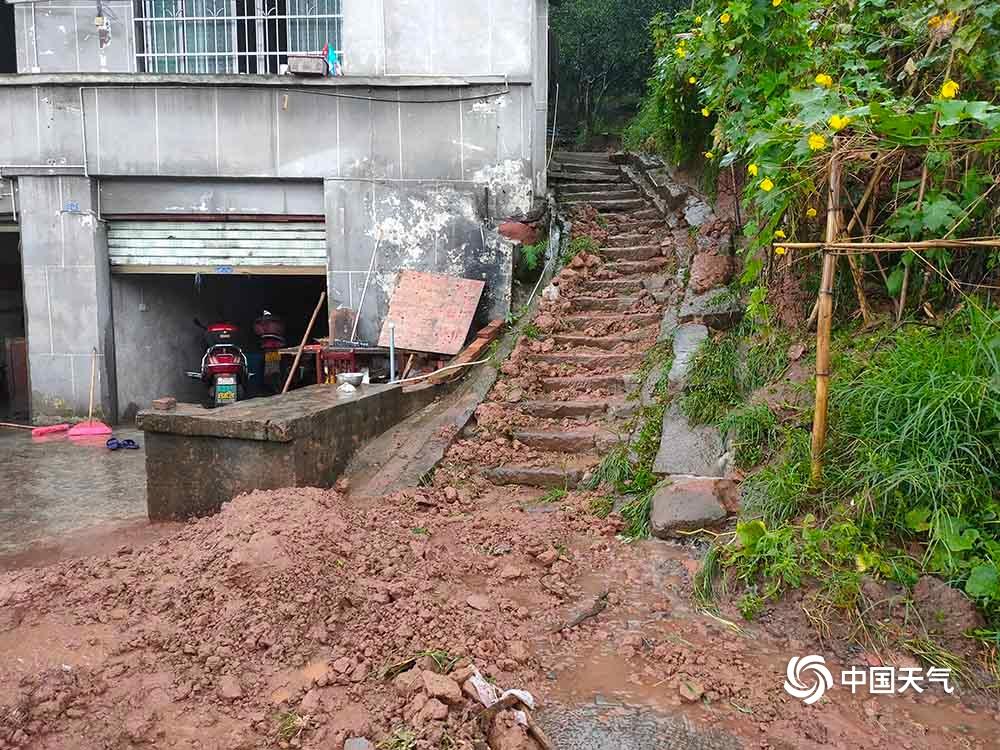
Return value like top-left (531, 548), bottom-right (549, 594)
top-left (107, 221), bottom-right (327, 275)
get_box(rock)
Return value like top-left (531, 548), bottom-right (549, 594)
top-left (299, 689), bottom-right (322, 714)
top-left (688, 252), bottom-right (735, 294)
top-left (417, 697), bottom-right (449, 723)
top-left (443, 486), bottom-right (459, 502)
top-left (650, 478), bottom-right (729, 538)
top-left (344, 740), bottom-right (375, 750)
top-left (679, 679), bottom-right (705, 703)
top-left (534, 313), bottom-right (556, 332)
top-left (393, 668), bottom-right (423, 696)
top-left (349, 663), bottom-right (369, 683)
top-left (508, 641), bottom-right (530, 663)
top-left (488, 711), bottom-right (541, 750)
top-left (328, 704), bottom-right (371, 739)
top-left (505, 388), bottom-right (524, 404)
top-left (667, 324), bottom-right (709, 387)
top-left (570, 255), bottom-right (586, 270)
top-left (500, 222), bottom-right (539, 246)
top-left (657, 307), bottom-right (679, 344)
top-left (422, 670), bottom-right (463, 704)
top-left (499, 565), bottom-right (522, 580)
top-left (467, 593), bottom-right (493, 612)
top-left (647, 169), bottom-right (688, 209)
top-left (217, 675), bottom-right (243, 701)
top-left (462, 678), bottom-right (480, 702)
top-left (652, 405), bottom-right (725, 476)
top-left (536, 548), bottom-right (559, 567)
top-left (678, 286), bottom-right (743, 330)
top-left (332, 656), bottom-right (354, 674)
top-left (912, 576), bottom-right (985, 637)
top-left (683, 195), bottom-right (714, 227)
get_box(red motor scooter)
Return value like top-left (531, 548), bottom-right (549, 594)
top-left (186, 320), bottom-right (250, 408)
top-left (253, 311), bottom-right (286, 394)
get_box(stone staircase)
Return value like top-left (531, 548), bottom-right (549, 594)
top-left (441, 151), bottom-right (677, 491)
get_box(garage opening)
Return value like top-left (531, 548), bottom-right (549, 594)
top-left (112, 272), bottom-right (329, 420)
top-left (0, 1), bottom-right (15, 74)
top-left (0, 229), bottom-right (28, 420)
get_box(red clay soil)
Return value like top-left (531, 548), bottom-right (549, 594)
top-left (2, 483), bottom-right (998, 750)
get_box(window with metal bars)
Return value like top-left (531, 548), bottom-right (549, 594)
top-left (133, 0), bottom-right (342, 74)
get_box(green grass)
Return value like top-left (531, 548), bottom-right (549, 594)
top-left (377, 729), bottom-right (417, 750)
top-left (589, 495), bottom-right (615, 518)
top-left (561, 235), bottom-right (601, 265)
top-left (680, 334), bottom-right (742, 425)
top-left (539, 487), bottom-right (568, 504)
top-left (719, 403), bottom-right (779, 470)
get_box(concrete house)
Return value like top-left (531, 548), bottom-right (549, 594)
top-left (0, 0), bottom-right (549, 422)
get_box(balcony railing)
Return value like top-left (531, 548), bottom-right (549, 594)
top-left (133, 0), bottom-right (342, 75)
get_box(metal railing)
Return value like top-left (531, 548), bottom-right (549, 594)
top-left (134, 0), bottom-right (342, 75)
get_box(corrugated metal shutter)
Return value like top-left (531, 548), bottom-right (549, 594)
top-left (107, 221), bottom-right (327, 274)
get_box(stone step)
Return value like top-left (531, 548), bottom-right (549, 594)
top-left (485, 464), bottom-right (590, 489)
top-left (511, 428), bottom-right (598, 453)
top-left (526, 351), bottom-right (643, 369)
top-left (541, 374), bottom-right (630, 393)
top-left (553, 150), bottom-right (613, 165)
top-left (568, 296), bottom-right (643, 313)
top-left (606, 233), bottom-right (659, 248)
top-left (559, 190), bottom-right (641, 203)
top-left (574, 279), bottom-right (644, 295)
top-left (548, 170), bottom-right (624, 184)
top-left (552, 161), bottom-right (620, 175)
top-left (556, 182), bottom-right (629, 195)
top-left (602, 245), bottom-right (662, 262)
top-left (551, 333), bottom-right (633, 350)
top-left (516, 399), bottom-right (612, 419)
top-left (581, 199), bottom-right (648, 213)
top-left (560, 311), bottom-right (662, 330)
top-left (610, 219), bottom-right (667, 233)
top-left (602, 258), bottom-right (672, 276)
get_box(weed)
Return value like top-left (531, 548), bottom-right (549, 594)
top-left (377, 729), bottom-right (418, 750)
top-left (719, 403), bottom-right (778, 470)
top-left (619, 482), bottom-right (661, 539)
top-left (589, 495), bottom-right (615, 519)
top-left (739, 429), bottom-right (812, 526)
top-left (276, 712), bottom-right (308, 742)
top-left (680, 334), bottom-right (742, 425)
top-left (417, 469), bottom-right (435, 487)
top-left (584, 444), bottom-right (633, 491)
top-left (520, 239), bottom-right (547, 272)
top-left (742, 331), bottom-right (792, 392)
top-left (539, 487), bottom-right (568, 504)
top-left (378, 649), bottom-right (459, 681)
top-left (902, 637), bottom-right (979, 688)
top-left (738, 590), bottom-right (766, 621)
top-left (411, 527), bottom-right (430, 536)
top-left (561, 235), bottom-right (600, 265)
top-left (521, 323), bottom-right (542, 341)
top-left (693, 544), bottom-right (723, 606)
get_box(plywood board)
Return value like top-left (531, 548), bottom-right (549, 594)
top-left (378, 271), bottom-right (485, 355)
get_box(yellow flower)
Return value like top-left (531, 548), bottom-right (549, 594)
top-left (772, 0), bottom-right (782, 6)
top-left (807, 39), bottom-right (813, 48)
top-left (814, 73), bottom-right (833, 87)
top-left (689, 76), bottom-right (697, 84)
top-left (774, 246), bottom-right (788, 256)
top-left (828, 114), bottom-right (851, 131)
top-left (720, 12), bottom-right (731, 24)
top-left (940, 79), bottom-right (960, 99)
top-left (928, 14), bottom-right (942, 28)
top-left (808, 133), bottom-right (827, 150)
top-left (704, 151), bottom-right (714, 160)
top-left (774, 229), bottom-right (786, 239)
top-left (695, 15), bottom-right (702, 23)
top-left (760, 177), bottom-right (775, 192)
top-left (675, 46), bottom-right (687, 58)
top-left (747, 163), bottom-right (759, 177)
top-left (701, 107), bottom-right (711, 117)
top-left (806, 207), bottom-right (818, 218)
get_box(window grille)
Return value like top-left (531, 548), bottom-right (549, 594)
top-left (134, 0), bottom-right (342, 74)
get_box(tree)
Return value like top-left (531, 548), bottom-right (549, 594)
top-left (550, 0), bottom-right (680, 139)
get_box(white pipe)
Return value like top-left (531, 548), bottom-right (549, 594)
top-left (349, 234), bottom-right (380, 342)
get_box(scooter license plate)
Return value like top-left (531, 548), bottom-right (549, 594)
top-left (215, 376), bottom-right (238, 405)
top-left (264, 350), bottom-right (281, 376)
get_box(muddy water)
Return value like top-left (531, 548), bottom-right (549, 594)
top-left (0, 428), bottom-right (147, 555)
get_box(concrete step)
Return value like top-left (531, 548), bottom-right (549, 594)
top-left (606, 233), bottom-right (659, 248)
top-left (559, 190), bottom-right (641, 203)
top-left (570, 198), bottom-right (646, 212)
top-left (552, 162), bottom-right (621, 175)
top-left (602, 258), bottom-right (672, 276)
top-left (517, 399), bottom-right (612, 419)
top-left (542, 374), bottom-right (630, 394)
top-left (553, 150), bottom-right (613, 165)
top-left (549, 170), bottom-right (623, 183)
top-left (560, 311), bottom-right (662, 330)
top-left (511, 428), bottom-right (598, 453)
top-left (556, 182), bottom-right (629, 195)
top-left (526, 351), bottom-right (643, 369)
top-left (485, 464), bottom-right (590, 489)
top-left (602, 245), bottom-right (662, 262)
top-left (568, 296), bottom-right (643, 313)
top-left (574, 279), bottom-right (644, 295)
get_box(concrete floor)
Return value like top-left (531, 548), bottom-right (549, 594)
top-left (0, 427), bottom-right (147, 555)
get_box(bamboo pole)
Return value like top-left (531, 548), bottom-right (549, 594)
top-left (282, 292), bottom-right (327, 395)
top-left (810, 139), bottom-right (843, 486)
top-left (777, 239), bottom-right (1000, 251)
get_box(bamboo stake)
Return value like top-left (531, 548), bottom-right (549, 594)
top-left (777, 239), bottom-right (1000, 251)
top-left (810, 138), bottom-right (843, 486)
top-left (282, 292), bottom-right (327, 395)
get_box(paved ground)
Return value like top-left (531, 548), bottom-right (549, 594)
top-left (0, 426), bottom-right (146, 554)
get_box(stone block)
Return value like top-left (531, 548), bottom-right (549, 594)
top-left (688, 252), bottom-right (736, 295)
top-left (653, 404), bottom-right (724, 476)
top-left (650, 478), bottom-right (730, 538)
top-left (647, 168), bottom-right (688, 209)
top-left (678, 287), bottom-right (744, 330)
top-left (287, 55), bottom-right (328, 76)
top-left (658, 308), bottom-right (679, 344)
top-left (667, 323), bottom-right (708, 386)
top-left (683, 195), bottom-right (714, 227)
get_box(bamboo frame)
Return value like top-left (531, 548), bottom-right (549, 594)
top-left (809, 138), bottom-right (843, 486)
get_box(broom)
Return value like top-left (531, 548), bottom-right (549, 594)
top-left (67, 348), bottom-right (112, 439)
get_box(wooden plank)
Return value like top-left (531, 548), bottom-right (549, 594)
top-left (378, 271), bottom-right (485, 356)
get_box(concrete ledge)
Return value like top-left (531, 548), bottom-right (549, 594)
top-left (138, 382), bottom-right (444, 520)
top-left (0, 73), bottom-right (530, 88)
